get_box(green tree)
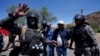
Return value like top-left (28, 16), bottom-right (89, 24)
top-left (7, 5), bottom-right (36, 26)
top-left (40, 6), bottom-right (57, 23)
top-left (7, 5), bottom-right (57, 26)
top-left (7, 5), bottom-right (17, 14)
top-left (91, 24), bottom-right (99, 33)
top-left (27, 9), bottom-right (36, 14)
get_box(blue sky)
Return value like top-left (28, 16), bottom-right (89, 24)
top-left (0, 0), bottom-right (100, 26)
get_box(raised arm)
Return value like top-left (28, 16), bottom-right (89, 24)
top-left (0, 4), bottom-right (29, 34)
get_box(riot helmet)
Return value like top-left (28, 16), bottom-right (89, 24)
top-left (26, 13), bottom-right (39, 29)
top-left (74, 14), bottom-right (85, 22)
top-left (74, 14), bottom-right (85, 25)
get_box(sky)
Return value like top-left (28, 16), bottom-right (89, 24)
top-left (0, 0), bottom-right (100, 26)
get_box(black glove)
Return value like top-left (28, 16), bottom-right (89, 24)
top-left (91, 46), bottom-right (100, 56)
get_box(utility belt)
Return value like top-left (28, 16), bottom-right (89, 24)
top-left (30, 43), bottom-right (44, 53)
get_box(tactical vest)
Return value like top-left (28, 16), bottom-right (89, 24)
top-left (73, 24), bottom-right (87, 42)
top-left (20, 26), bottom-right (43, 46)
top-left (72, 24), bottom-right (94, 47)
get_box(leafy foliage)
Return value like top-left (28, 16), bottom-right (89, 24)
top-left (7, 5), bottom-right (57, 26)
top-left (39, 6), bottom-right (57, 23)
top-left (66, 24), bottom-right (73, 29)
top-left (7, 5), bottom-right (17, 14)
top-left (85, 11), bottom-right (100, 32)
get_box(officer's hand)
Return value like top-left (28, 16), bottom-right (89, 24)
top-left (14, 3), bottom-right (29, 17)
top-left (51, 40), bottom-right (57, 47)
top-left (91, 46), bottom-right (100, 55)
top-left (91, 46), bottom-right (99, 50)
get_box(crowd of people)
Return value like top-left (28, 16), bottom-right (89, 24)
top-left (0, 4), bottom-right (100, 56)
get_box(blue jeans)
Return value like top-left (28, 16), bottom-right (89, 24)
top-left (46, 45), bottom-right (54, 56)
top-left (56, 46), bottom-right (67, 56)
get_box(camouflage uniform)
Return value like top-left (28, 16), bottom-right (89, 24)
top-left (71, 23), bottom-right (98, 56)
top-left (69, 14), bottom-right (99, 56)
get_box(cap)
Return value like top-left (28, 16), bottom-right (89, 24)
top-left (58, 20), bottom-right (64, 25)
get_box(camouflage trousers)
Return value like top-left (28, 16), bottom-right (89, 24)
top-left (74, 47), bottom-right (91, 56)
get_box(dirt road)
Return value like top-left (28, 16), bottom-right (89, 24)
top-left (0, 33), bottom-right (100, 56)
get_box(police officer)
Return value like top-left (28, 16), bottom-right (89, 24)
top-left (71, 14), bottom-right (98, 56)
top-left (69, 14), bottom-right (99, 56)
top-left (0, 4), bottom-right (55, 56)
top-left (20, 13), bottom-right (43, 56)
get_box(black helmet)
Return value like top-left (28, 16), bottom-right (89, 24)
top-left (26, 13), bottom-right (39, 29)
top-left (74, 14), bottom-right (85, 22)
top-left (27, 13), bottom-right (39, 19)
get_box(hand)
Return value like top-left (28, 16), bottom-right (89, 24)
top-left (91, 46), bottom-right (100, 55)
top-left (51, 40), bottom-right (57, 47)
top-left (14, 3), bottom-right (29, 17)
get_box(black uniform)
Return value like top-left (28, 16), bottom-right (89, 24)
top-left (69, 14), bottom-right (99, 56)
top-left (0, 15), bottom-right (21, 35)
top-left (70, 23), bottom-right (98, 56)
top-left (0, 14), bottom-right (51, 56)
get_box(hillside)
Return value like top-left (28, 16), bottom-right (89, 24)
top-left (85, 11), bottom-right (100, 27)
top-left (66, 11), bottom-right (100, 30)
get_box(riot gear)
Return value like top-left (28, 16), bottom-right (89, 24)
top-left (74, 14), bottom-right (85, 22)
top-left (26, 13), bottom-right (39, 29)
top-left (0, 4), bottom-right (57, 56)
top-left (69, 14), bottom-right (99, 56)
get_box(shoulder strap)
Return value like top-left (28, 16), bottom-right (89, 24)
top-left (20, 26), bottom-right (28, 37)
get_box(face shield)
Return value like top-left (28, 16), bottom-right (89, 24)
top-left (74, 14), bottom-right (85, 25)
top-left (27, 16), bottom-right (38, 29)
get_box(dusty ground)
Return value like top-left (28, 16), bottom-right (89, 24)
top-left (95, 33), bottom-right (100, 47)
top-left (0, 33), bottom-right (100, 56)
